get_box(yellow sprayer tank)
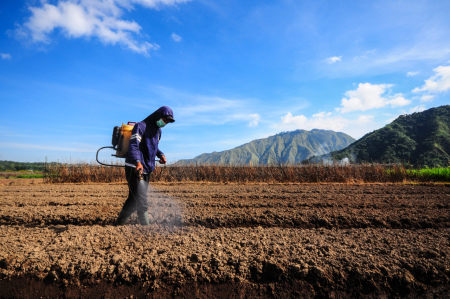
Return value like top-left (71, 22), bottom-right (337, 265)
top-left (116, 122), bottom-right (135, 158)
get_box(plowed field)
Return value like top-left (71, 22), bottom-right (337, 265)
top-left (1, 179), bottom-right (449, 298)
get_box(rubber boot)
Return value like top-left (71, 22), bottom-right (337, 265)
top-left (116, 212), bottom-right (130, 226)
top-left (137, 211), bottom-right (150, 226)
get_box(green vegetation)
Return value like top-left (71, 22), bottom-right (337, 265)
top-left (1, 169), bottom-right (44, 179)
top-left (16, 174), bottom-right (44, 179)
top-left (313, 105), bottom-right (450, 168)
top-left (177, 129), bottom-right (355, 165)
top-left (405, 167), bottom-right (450, 182)
top-left (0, 160), bottom-right (49, 172)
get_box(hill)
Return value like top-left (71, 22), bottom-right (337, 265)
top-left (312, 105), bottom-right (450, 167)
top-left (176, 129), bottom-right (355, 165)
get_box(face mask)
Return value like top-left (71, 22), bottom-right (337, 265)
top-left (156, 119), bottom-right (166, 128)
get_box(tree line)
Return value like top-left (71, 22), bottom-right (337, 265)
top-left (0, 160), bottom-right (51, 172)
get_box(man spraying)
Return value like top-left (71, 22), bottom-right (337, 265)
top-left (116, 106), bottom-right (175, 226)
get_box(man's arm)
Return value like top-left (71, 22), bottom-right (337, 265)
top-left (156, 150), bottom-right (166, 164)
top-left (128, 124), bottom-right (144, 172)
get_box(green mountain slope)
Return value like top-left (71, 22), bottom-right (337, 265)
top-left (320, 105), bottom-right (450, 167)
top-left (176, 129), bottom-right (355, 165)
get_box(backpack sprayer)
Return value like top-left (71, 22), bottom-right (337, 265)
top-left (96, 120), bottom-right (163, 179)
top-left (96, 122), bottom-right (136, 167)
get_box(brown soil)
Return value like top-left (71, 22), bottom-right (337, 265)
top-left (0, 180), bottom-right (449, 298)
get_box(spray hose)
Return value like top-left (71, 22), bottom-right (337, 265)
top-left (96, 146), bottom-right (124, 167)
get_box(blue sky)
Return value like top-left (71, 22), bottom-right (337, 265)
top-left (1, 0), bottom-right (449, 163)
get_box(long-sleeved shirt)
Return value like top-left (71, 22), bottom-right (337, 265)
top-left (125, 106), bottom-right (174, 174)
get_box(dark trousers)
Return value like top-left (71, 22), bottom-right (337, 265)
top-left (119, 166), bottom-right (150, 217)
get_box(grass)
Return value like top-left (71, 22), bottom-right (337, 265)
top-left (0, 171), bottom-right (44, 179)
top-left (42, 163), bottom-right (450, 184)
top-left (16, 174), bottom-right (44, 179)
top-left (405, 167), bottom-right (450, 182)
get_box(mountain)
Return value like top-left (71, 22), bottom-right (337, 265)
top-left (310, 105), bottom-right (450, 167)
top-left (176, 129), bottom-right (355, 165)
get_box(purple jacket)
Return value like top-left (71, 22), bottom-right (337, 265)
top-left (125, 106), bottom-right (174, 174)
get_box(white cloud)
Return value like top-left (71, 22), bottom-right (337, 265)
top-left (19, 0), bottom-right (191, 55)
top-left (319, 46), bottom-right (450, 79)
top-left (388, 105), bottom-right (428, 123)
top-left (171, 32), bottom-right (182, 42)
top-left (278, 112), bottom-right (348, 131)
top-left (248, 114), bottom-right (260, 127)
top-left (388, 95), bottom-right (411, 107)
top-left (275, 111), bottom-right (375, 138)
top-left (312, 111), bottom-right (332, 118)
top-left (0, 53), bottom-right (11, 60)
top-left (412, 65), bottom-right (450, 94)
top-left (420, 94), bottom-right (435, 102)
top-left (128, 0), bottom-right (191, 8)
top-left (407, 105), bottom-right (426, 114)
top-left (352, 49), bottom-right (377, 62)
top-left (356, 115), bottom-right (374, 123)
top-left (147, 85), bottom-right (260, 125)
top-left (182, 96), bottom-right (244, 115)
top-left (325, 56), bottom-right (342, 64)
top-left (182, 101), bottom-right (260, 125)
top-left (337, 83), bottom-right (411, 113)
top-left (407, 71), bottom-right (420, 77)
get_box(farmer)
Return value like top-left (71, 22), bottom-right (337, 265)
top-left (116, 106), bottom-right (175, 226)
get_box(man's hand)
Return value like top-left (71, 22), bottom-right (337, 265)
top-left (160, 155), bottom-right (167, 164)
top-left (136, 162), bottom-right (143, 174)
